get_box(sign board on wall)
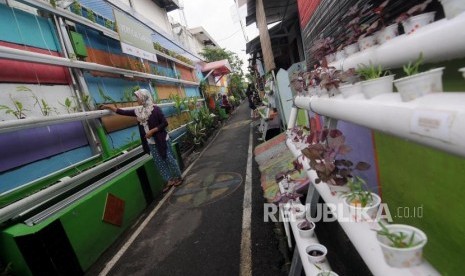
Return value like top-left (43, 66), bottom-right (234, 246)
top-left (113, 9), bottom-right (158, 62)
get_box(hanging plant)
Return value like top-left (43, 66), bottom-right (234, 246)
top-left (71, 1), bottom-right (82, 16)
top-left (86, 9), bottom-right (96, 23)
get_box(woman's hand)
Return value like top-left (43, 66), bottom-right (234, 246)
top-left (100, 104), bottom-right (116, 112)
top-left (145, 127), bottom-right (158, 139)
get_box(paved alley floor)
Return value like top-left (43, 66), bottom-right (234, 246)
top-left (88, 102), bottom-right (286, 276)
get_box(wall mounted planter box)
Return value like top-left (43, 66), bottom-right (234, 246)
top-left (394, 67), bottom-right (445, 102)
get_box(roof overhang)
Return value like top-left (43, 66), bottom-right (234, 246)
top-left (152, 0), bottom-right (180, 12)
top-left (189, 26), bottom-right (220, 47)
top-left (201, 59), bottom-right (232, 79)
top-left (246, 0), bottom-right (298, 26)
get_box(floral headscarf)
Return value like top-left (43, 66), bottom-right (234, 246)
top-left (134, 89), bottom-right (155, 124)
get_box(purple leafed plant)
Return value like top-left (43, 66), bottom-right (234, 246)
top-left (301, 128), bottom-right (370, 186)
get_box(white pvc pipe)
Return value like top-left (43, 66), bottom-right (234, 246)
top-left (330, 14), bottom-right (465, 70)
top-left (0, 46), bottom-right (199, 86)
top-left (295, 93), bottom-right (465, 157)
top-left (286, 139), bottom-right (440, 276)
top-left (287, 106), bottom-right (298, 129)
top-left (0, 147), bottom-right (145, 224)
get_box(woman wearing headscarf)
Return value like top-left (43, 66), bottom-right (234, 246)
top-left (101, 89), bottom-right (182, 192)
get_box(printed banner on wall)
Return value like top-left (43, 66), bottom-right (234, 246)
top-left (114, 10), bottom-right (157, 63)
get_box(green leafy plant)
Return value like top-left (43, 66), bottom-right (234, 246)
top-left (187, 121), bottom-right (207, 148)
top-left (169, 94), bottom-right (185, 115)
top-left (403, 52), bottom-right (424, 76)
top-left (357, 62), bottom-right (388, 80)
top-left (59, 97), bottom-right (78, 114)
top-left (122, 86), bottom-right (139, 102)
top-left (343, 176), bottom-right (373, 207)
top-left (71, 1), bottom-right (82, 16)
top-left (0, 95), bottom-right (29, 119)
top-left (86, 9), bottom-right (96, 23)
top-left (377, 222), bottom-right (423, 248)
top-left (50, 0), bottom-right (57, 8)
top-left (98, 86), bottom-right (115, 104)
top-left (104, 19), bottom-right (114, 30)
top-left (33, 95), bottom-right (56, 116)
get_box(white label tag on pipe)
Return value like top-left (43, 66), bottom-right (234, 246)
top-left (410, 110), bottom-right (453, 142)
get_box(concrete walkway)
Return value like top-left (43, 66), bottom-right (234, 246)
top-left (89, 102), bottom-right (286, 276)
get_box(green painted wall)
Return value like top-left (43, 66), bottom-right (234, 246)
top-left (0, 157), bottom-right (167, 275)
top-left (375, 58), bottom-right (465, 276)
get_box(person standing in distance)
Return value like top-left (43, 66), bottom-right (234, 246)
top-left (101, 89), bottom-right (182, 192)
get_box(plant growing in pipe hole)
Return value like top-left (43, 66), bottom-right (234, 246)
top-left (0, 95), bottom-right (29, 119)
top-left (342, 176), bottom-right (373, 207)
top-left (403, 53), bottom-right (424, 76)
top-left (59, 97), bottom-right (78, 114)
top-left (32, 94), bottom-right (57, 116)
top-left (301, 128), bottom-right (371, 186)
top-left (377, 222), bottom-right (422, 248)
top-left (357, 62), bottom-right (389, 80)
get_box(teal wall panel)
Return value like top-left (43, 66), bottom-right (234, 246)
top-left (0, 146), bottom-right (93, 194)
top-left (0, 4), bottom-right (60, 51)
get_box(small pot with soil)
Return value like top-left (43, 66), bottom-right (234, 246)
top-left (306, 243), bottom-right (327, 263)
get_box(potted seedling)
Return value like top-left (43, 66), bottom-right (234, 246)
top-left (459, 67), bottom-right (465, 80)
top-left (317, 272), bottom-right (339, 276)
top-left (376, 222), bottom-right (427, 267)
top-left (394, 53), bottom-right (445, 102)
top-left (0, 95), bottom-right (29, 119)
top-left (396, 0), bottom-right (435, 35)
top-left (357, 62), bottom-right (394, 99)
top-left (337, 68), bottom-right (362, 98)
top-left (297, 219), bottom-right (315, 238)
top-left (342, 176), bottom-right (381, 221)
top-left (306, 244), bottom-right (327, 264)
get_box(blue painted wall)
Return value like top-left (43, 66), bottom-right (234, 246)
top-left (0, 146), bottom-right (93, 194)
top-left (0, 4), bottom-right (61, 51)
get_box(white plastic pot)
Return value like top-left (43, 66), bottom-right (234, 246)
top-left (394, 67), bottom-right (445, 102)
top-left (317, 272), bottom-right (339, 276)
top-left (377, 224), bottom-right (427, 267)
top-left (358, 35), bottom-right (376, 51)
top-left (402, 12), bottom-right (436, 35)
top-left (344, 192), bottom-right (381, 221)
top-left (361, 75), bottom-right (395, 99)
top-left (439, 0), bottom-right (465, 19)
top-left (335, 50), bottom-right (346, 61)
top-left (325, 53), bottom-right (336, 63)
top-left (297, 220), bottom-right (315, 238)
top-left (339, 82), bottom-right (362, 98)
top-left (306, 243), bottom-right (327, 264)
top-left (375, 24), bottom-right (399, 44)
top-left (459, 67), bottom-right (465, 79)
top-left (344, 43), bottom-right (359, 56)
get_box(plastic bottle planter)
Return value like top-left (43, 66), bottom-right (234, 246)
top-left (297, 220), bottom-right (315, 238)
top-left (343, 192), bottom-right (381, 221)
top-left (339, 82), bottom-right (362, 98)
top-left (459, 68), bottom-right (465, 79)
top-left (306, 244), bottom-right (327, 264)
top-left (344, 43), bottom-right (360, 56)
top-left (361, 75), bottom-right (395, 99)
top-left (402, 12), bottom-right (436, 35)
top-left (375, 24), bottom-right (399, 44)
top-left (376, 224), bottom-right (427, 267)
top-left (317, 272), bottom-right (339, 276)
top-left (394, 67), bottom-right (445, 102)
top-left (358, 35), bottom-right (376, 51)
top-left (439, 0), bottom-right (465, 19)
